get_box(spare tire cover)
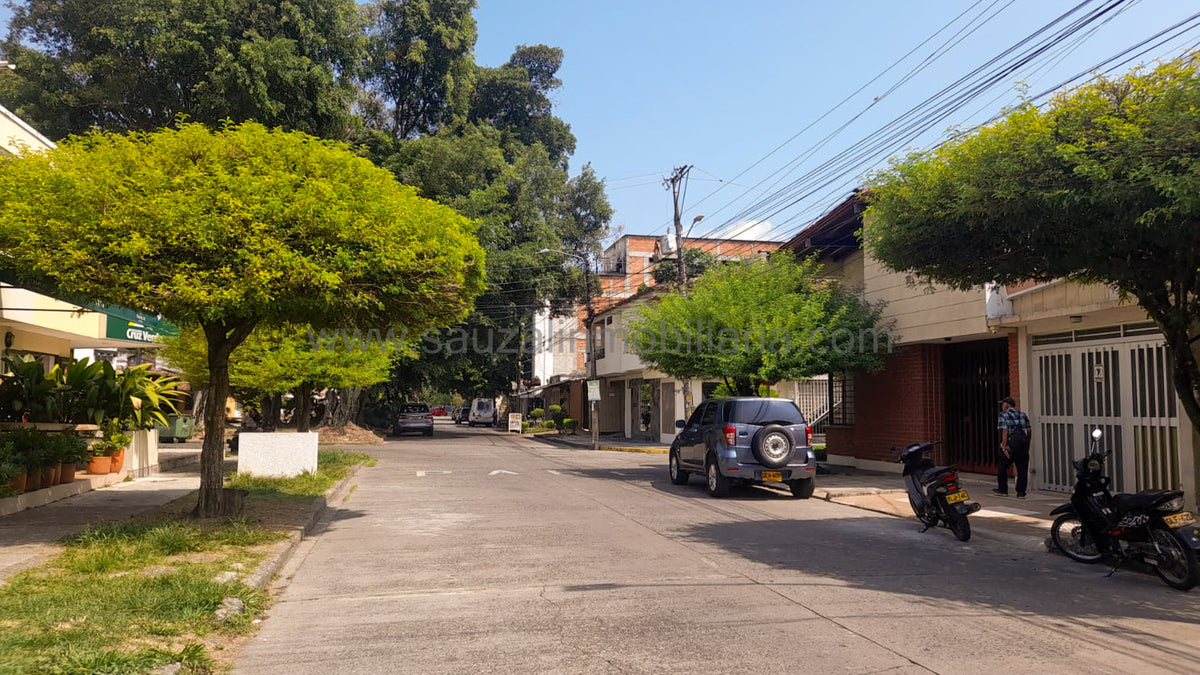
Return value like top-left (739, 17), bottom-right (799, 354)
top-left (753, 425), bottom-right (794, 468)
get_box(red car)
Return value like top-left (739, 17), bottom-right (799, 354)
top-left (430, 406), bottom-right (448, 416)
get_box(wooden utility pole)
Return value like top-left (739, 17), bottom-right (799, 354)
top-left (663, 165), bottom-right (692, 288)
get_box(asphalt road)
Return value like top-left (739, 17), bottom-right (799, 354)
top-left (234, 422), bottom-right (1200, 674)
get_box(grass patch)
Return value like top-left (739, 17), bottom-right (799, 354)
top-left (0, 518), bottom-right (286, 675)
top-left (224, 450), bottom-right (375, 500)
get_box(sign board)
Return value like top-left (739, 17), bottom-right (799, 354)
top-left (508, 413), bottom-right (523, 433)
top-left (587, 380), bottom-right (601, 401)
top-left (1093, 364), bottom-right (1105, 382)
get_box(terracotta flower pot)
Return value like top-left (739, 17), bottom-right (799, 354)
top-left (58, 462), bottom-right (75, 484)
top-left (5, 469), bottom-right (26, 494)
top-left (23, 468), bottom-right (38, 492)
top-left (87, 455), bottom-right (111, 475)
top-left (44, 465), bottom-right (59, 487)
top-left (109, 448), bottom-right (125, 474)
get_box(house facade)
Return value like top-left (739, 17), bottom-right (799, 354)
top-left (786, 192), bottom-right (1196, 506)
top-left (524, 233), bottom-right (781, 434)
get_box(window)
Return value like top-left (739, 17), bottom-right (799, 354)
top-left (728, 400), bottom-right (805, 425)
top-left (829, 372), bottom-right (855, 427)
top-left (685, 404), bottom-right (706, 427)
top-left (699, 402), bottom-right (718, 426)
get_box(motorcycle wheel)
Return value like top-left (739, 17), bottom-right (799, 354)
top-left (1150, 526), bottom-right (1199, 591)
top-left (943, 502), bottom-right (971, 542)
top-left (908, 492), bottom-right (937, 527)
top-left (1050, 514), bottom-right (1103, 563)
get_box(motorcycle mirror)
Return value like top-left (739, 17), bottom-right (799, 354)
top-left (1091, 428), bottom-right (1103, 440)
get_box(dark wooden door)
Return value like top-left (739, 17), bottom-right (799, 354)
top-left (943, 339), bottom-right (1010, 473)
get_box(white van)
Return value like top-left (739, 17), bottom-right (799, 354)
top-left (468, 398), bottom-right (496, 427)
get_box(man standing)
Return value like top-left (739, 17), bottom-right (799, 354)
top-left (994, 396), bottom-right (1031, 498)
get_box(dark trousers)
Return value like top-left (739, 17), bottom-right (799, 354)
top-left (997, 445), bottom-right (1029, 495)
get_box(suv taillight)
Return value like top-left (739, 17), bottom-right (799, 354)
top-left (805, 426), bottom-right (813, 446)
top-left (723, 426), bottom-right (737, 447)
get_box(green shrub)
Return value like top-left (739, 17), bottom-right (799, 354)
top-left (529, 408), bottom-right (545, 420)
top-left (541, 420), bottom-right (557, 430)
top-left (563, 418), bottom-right (579, 431)
top-left (521, 422), bottom-right (531, 433)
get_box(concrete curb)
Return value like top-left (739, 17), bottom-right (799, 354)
top-left (0, 470), bottom-right (135, 517)
top-left (242, 465), bottom-right (362, 590)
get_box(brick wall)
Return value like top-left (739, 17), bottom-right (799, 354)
top-left (1007, 331), bottom-right (1020, 408)
top-left (826, 344), bottom-right (946, 463)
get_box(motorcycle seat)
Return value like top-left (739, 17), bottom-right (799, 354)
top-left (1110, 490), bottom-right (1181, 512)
top-left (920, 466), bottom-right (956, 485)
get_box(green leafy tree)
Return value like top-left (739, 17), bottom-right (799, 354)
top-left (386, 126), bottom-right (609, 399)
top-left (362, 0), bottom-right (478, 140)
top-left (0, 122), bottom-right (485, 516)
top-left (627, 255), bottom-right (887, 396)
top-left (0, 0), bottom-right (365, 139)
top-left (864, 54), bottom-right (1200, 489)
top-left (652, 247), bottom-right (720, 286)
top-left (469, 44), bottom-right (576, 167)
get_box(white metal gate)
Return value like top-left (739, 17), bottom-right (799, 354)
top-left (1032, 322), bottom-right (1181, 493)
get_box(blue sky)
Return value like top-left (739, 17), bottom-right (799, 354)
top-left (473, 0), bottom-right (1199, 242)
top-left (2, 1), bottom-right (1196, 242)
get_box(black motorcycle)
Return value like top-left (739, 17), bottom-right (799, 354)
top-left (894, 441), bottom-right (980, 542)
top-left (1050, 428), bottom-right (1200, 591)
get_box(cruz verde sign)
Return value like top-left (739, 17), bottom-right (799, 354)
top-left (99, 306), bottom-right (177, 343)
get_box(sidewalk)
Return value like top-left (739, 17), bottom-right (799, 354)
top-left (527, 431), bottom-right (670, 453)
top-left (0, 464), bottom-right (201, 584)
top-left (529, 432), bottom-right (1058, 550)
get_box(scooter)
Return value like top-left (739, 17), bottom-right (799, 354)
top-left (1050, 428), bottom-right (1200, 590)
top-left (893, 441), bottom-right (980, 542)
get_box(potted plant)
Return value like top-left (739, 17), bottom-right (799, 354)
top-left (0, 438), bottom-right (25, 495)
top-left (53, 433), bottom-right (87, 485)
top-left (94, 419), bottom-right (132, 474)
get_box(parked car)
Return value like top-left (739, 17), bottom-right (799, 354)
top-left (430, 406), bottom-right (448, 417)
top-left (468, 398), bottom-right (497, 427)
top-left (669, 397), bottom-right (816, 498)
top-left (393, 403), bottom-right (434, 436)
top-left (451, 407), bottom-right (467, 424)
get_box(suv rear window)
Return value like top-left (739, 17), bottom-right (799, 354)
top-left (402, 404), bottom-right (430, 413)
top-left (727, 400), bottom-right (805, 425)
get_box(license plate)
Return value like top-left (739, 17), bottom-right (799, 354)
top-left (761, 471), bottom-right (782, 482)
top-left (1164, 512), bottom-right (1197, 528)
top-left (945, 491), bottom-right (969, 504)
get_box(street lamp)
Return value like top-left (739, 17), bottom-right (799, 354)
top-left (539, 248), bottom-right (599, 451)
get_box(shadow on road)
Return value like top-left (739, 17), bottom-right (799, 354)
top-left (683, 516), bottom-right (1200, 629)
top-left (561, 465), bottom-right (801, 501)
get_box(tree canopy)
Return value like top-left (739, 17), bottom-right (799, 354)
top-left (627, 255), bottom-right (886, 396)
top-left (362, 0), bottom-right (477, 140)
top-left (0, 121), bottom-right (485, 515)
top-left (0, 0), bottom-right (365, 139)
top-left (864, 53), bottom-right (1200, 451)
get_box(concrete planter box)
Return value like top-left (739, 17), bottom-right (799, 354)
top-left (237, 432), bottom-right (318, 478)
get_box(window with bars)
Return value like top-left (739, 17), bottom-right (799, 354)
top-left (829, 372), bottom-right (856, 427)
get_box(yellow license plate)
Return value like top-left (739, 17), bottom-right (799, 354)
top-left (1164, 512), bottom-right (1197, 528)
top-left (945, 491), bottom-right (969, 504)
top-left (761, 471), bottom-right (782, 482)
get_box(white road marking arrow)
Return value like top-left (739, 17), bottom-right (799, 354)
top-left (489, 470), bottom-right (519, 476)
top-left (547, 470), bottom-right (562, 475)
top-left (416, 471), bottom-right (453, 477)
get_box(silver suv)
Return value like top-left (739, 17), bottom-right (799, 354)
top-left (669, 397), bottom-right (816, 498)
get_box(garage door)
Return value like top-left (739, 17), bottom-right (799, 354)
top-left (1032, 322), bottom-right (1181, 493)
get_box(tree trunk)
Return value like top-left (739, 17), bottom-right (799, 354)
top-left (322, 387), bottom-right (363, 428)
top-left (259, 394), bottom-right (277, 433)
top-left (191, 390), bottom-right (207, 434)
top-left (734, 377), bottom-right (756, 396)
top-left (194, 321), bottom-right (256, 518)
top-left (296, 382), bottom-right (314, 433)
